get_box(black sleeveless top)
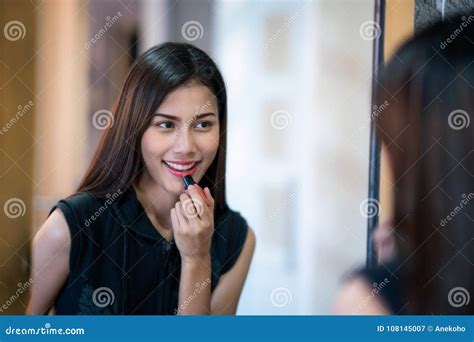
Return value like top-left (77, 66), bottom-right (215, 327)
top-left (48, 187), bottom-right (249, 315)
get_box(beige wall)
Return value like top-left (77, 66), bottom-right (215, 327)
top-left (0, 0), bottom-right (37, 315)
top-left (379, 0), bottom-right (415, 223)
top-left (0, 0), bottom-right (88, 314)
top-left (33, 0), bottom-right (89, 227)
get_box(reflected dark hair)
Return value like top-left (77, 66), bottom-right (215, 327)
top-left (77, 42), bottom-right (228, 214)
top-left (376, 15), bottom-right (473, 314)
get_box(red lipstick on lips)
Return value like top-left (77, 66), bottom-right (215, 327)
top-left (162, 160), bottom-right (199, 177)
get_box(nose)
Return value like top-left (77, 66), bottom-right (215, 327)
top-left (172, 129), bottom-right (197, 156)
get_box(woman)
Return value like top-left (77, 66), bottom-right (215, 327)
top-left (27, 42), bottom-right (256, 315)
top-left (334, 15), bottom-right (473, 314)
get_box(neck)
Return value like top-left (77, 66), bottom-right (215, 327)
top-left (133, 170), bottom-right (178, 232)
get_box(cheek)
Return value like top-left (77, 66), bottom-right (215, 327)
top-left (201, 130), bottom-right (220, 159)
top-left (140, 130), bottom-right (167, 164)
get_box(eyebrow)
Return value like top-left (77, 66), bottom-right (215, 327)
top-left (153, 112), bottom-right (216, 121)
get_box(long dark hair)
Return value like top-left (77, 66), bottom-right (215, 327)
top-left (376, 15), bottom-right (473, 314)
top-left (77, 42), bottom-right (228, 214)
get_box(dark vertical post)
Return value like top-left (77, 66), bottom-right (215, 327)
top-left (366, 0), bottom-right (385, 267)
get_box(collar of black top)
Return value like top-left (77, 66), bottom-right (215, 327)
top-left (111, 187), bottom-right (166, 241)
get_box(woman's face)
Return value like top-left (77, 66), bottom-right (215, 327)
top-left (140, 81), bottom-right (220, 196)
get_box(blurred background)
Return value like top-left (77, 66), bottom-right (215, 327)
top-left (0, 0), bottom-right (467, 314)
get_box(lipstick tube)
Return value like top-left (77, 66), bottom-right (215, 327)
top-left (182, 175), bottom-right (211, 207)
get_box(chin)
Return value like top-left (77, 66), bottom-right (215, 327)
top-left (172, 186), bottom-right (184, 196)
top-left (162, 179), bottom-right (183, 195)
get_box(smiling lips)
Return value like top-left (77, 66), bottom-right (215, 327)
top-left (162, 160), bottom-right (199, 176)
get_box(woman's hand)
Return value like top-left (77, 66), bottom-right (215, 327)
top-left (170, 185), bottom-right (215, 262)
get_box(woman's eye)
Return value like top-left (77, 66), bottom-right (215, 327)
top-left (156, 121), bottom-right (174, 129)
top-left (195, 121), bottom-right (213, 130)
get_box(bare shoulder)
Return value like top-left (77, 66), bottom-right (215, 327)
top-left (332, 276), bottom-right (390, 315)
top-left (28, 209), bottom-right (71, 314)
top-left (34, 208), bottom-right (71, 250)
top-left (245, 225), bottom-right (256, 251)
top-left (210, 225), bottom-right (255, 315)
